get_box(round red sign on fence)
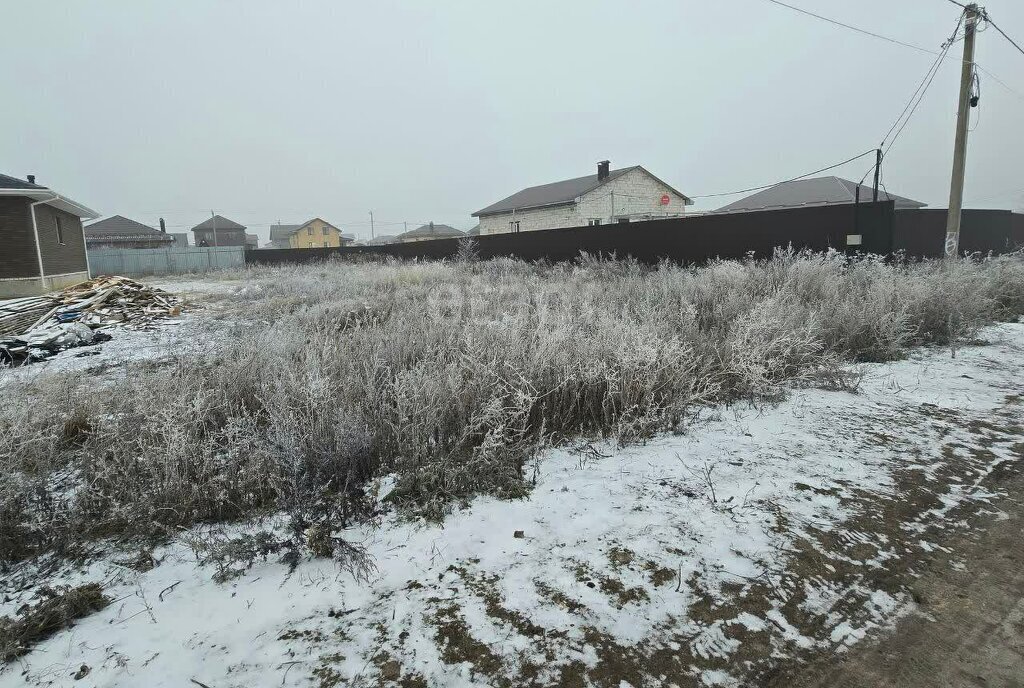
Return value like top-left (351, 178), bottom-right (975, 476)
top-left (659, 194), bottom-right (671, 206)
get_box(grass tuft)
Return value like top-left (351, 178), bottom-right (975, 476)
top-left (2, 250), bottom-right (1023, 564)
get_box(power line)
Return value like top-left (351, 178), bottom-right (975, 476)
top-left (763, 0), bottom-right (936, 54)
top-left (981, 10), bottom-right (1024, 58)
top-left (964, 184), bottom-right (1024, 204)
top-left (878, 15), bottom-right (962, 151)
top-left (689, 150), bottom-right (877, 199)
top-left (764, 0), bottom-right (1021, 100)
top-left (883, 17), bottom-right (962, 156)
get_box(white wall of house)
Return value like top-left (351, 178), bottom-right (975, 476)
top-left (478, 204), bottom-right (578, 235)
top-left (477, 168), bottom-right (688, 235)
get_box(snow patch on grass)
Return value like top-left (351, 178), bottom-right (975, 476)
top-left (3, 323), bottom-right (1022, 687)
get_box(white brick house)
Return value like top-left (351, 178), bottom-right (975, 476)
top-left (472, 161), bottom-right (692, 235)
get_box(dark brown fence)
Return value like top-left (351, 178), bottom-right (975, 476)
top-left (247, 202), bottom-right (895, 267)
top-left (894, 209), bottom-right (1024, 258)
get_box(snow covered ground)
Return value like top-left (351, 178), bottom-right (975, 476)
top-left (0, 277), bottom-right (240, 385)
top-left (2, 323), bottom-right (1022, 688)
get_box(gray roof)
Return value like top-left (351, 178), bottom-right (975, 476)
top-left (192, 215), bottom-right (247, 231)
top-left (0, 173), bottom-right (47, 190)
top-left (468, 224), bottom-right (480, 236)
top-left (711, 176), bottom-right (927, 214)
top-left (365, 234), bottom-right (398, 245)
top-left (397, 223), bottom-right (465, 240)
top-left (473, 165), bottom-right (692, 217)
top-left (269, 223), bottom-right (300, 240)
top-left (0, 173), bottom-right (99, 219)
top-left (85, 215), bottom-right (173, 242)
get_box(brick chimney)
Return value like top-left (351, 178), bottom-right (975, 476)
top-left (597, 161), bottom-right (610, 181)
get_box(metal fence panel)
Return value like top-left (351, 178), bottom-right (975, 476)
top-left (87, 246), bottom-right (246, 277)
top-left (247, 202), bottom-right (899, 268)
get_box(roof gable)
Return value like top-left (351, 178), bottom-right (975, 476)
top-left (397, 223), bottom-right (465, 240)
top-left (85, 215), bottom-right (172, 240)
top-left (0, 173), bottom-right (47, 191)
top-left (0, 173), bottom-right (99, 219)
top-left (269, 223), bottom-right (300, 240)
top-left (295, 218), bottom-right (340, 233)
top-left (192, 215), bottom-right (246, 231)
top-left (473, 165), bottom-right (692, 217)
top-left (712, 176), bottom-right (927, 213)
top-left (473, 166), bottom-right (638, 217)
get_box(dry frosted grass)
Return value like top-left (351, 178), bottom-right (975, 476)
top-left (3, 249), bottom-right (1024, 565)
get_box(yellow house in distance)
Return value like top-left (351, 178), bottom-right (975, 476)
top-left (269, 218), bottom-right (349, 249)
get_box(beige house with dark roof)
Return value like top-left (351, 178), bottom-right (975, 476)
top-left (269, 218), bottom-right (350, 249)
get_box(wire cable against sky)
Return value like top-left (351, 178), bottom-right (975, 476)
top-left (688, 150), bottom-right (877, 199)
top-left (981, 11), bottom-right (1024, 58)
top-left (882, 16), bottom-right (962, 156)
top-left (763, 0), bottom-right (935, 53)
top-left (762, 0), bottom-right (1022, 100)
top-left (878, 15), bottom-right (962, 151)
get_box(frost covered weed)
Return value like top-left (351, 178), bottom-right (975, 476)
top-left (2, 250), bottom-right (1023, 562)
top-left (0, 583), bottom-right (109, 661)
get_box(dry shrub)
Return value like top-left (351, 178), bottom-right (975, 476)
top-left (0, 583), bottom-right (109, 662)
top-left (3, 250), bottom-right (1024, 562)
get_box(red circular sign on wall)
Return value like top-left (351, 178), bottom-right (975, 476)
top-left (659, 194), bottom-right (671, 206)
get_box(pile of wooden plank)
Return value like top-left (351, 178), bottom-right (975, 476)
top-left (0, 296), bottom-right (58, 337)
top-left (0, 276), bottom-right (181, 338)
top-left (46, 276), bottom-right (182, 330)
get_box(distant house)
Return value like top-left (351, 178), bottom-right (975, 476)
top-left (268, 224), bottom-right (298, 249)
top-left (473, 161), bottom-right (692, 235)
top-left (364, 234), bottom-right (397, 246)
top-left (245, 233), bottom-right (259, 250)
top-left (710, 177), bottom-right (927, 214)
top-left (269, 218), bottom-right (351, 249)
top-left (395, 222), bottom-right (465, 243)
top-left (468, 224), bottom-right (480, 236)
top-left (191, 215), bottom-right (247, 247)
top-left (0, 173), bottom-right (99, 297)
top-left (168, 232), bottom-right (189, 248)
top-left (85, 215), bottom-right (174, 250)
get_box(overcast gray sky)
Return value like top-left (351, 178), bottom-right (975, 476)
top-left (3, 0), bottom-right (1022, 244)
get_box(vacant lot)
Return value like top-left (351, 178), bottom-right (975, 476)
top-left (2, 251), bottom-right (1024, 686)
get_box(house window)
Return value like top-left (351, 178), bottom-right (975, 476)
top-left (617, 218), bottom-right (630, 224)
top-left (588, 219), bottom-right (602, 226)
top-left (307, 226), bottom-right (313, 235)
top-left (323, 225), bottom-right (329, 235)
top-left (323, 241), bottom-right (329, 247)
top-left (509, 220), bottom-right (521, 233)
top-left (55, 216), bottom-right (65, 244)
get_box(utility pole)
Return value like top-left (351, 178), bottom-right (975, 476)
top-left (210, 210), bottom-right (218, 247)
top-left (872, 148), bottom-right (882, 203)
top-left (945, 3), bottom-right (980, 258)
top-left (369, 211), bottom-right (375, 239)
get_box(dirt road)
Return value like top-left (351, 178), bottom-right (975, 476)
top-left (775, 460), bottom-right (1024, 688)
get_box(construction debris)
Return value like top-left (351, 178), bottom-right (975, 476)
top-left (0, 276), bottom-right (181, 367)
